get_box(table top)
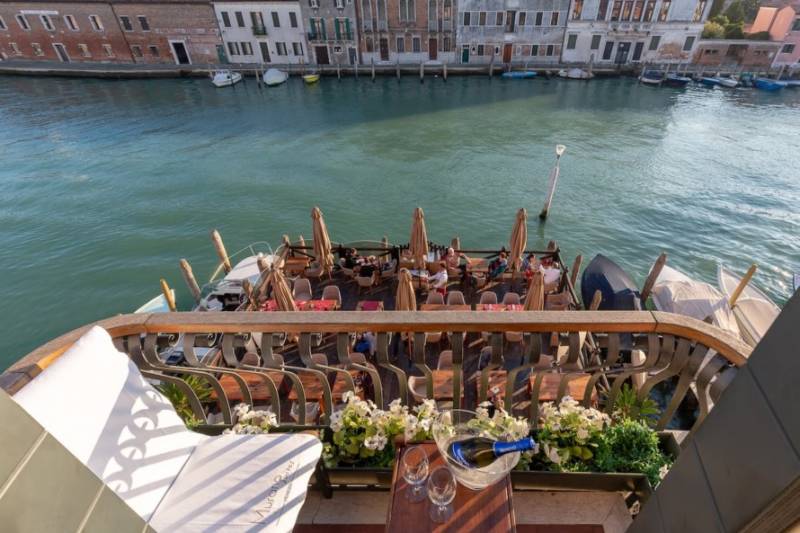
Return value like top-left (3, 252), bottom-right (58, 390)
top-left (262, 299), bottom-right (339, 311)
top-left (357, 300), bottom-right (385, 311)
top-left (477, 304), bottom-right (524, 311)
top-left (386, 443), bottom-right (514, 533)
top-left (420, 304), bottom-right (472, 311)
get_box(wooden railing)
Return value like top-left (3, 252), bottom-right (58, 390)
top-left (2, 311), bottom-right (751, 432)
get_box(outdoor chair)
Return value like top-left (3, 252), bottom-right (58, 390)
top-left (305, 261), bottom-right (324, 279)
top-left (322, 284), bottom-right (342, 308)
top-left (446, 290), bottom-right (466, 305)
top-left (479, 291), bottom-right (498, 305)
top-left (437, 350), bottom-right (454, 371)
top-left (12, 326), bottom-right (321, 532)
top-left (355, 272), bottom-right (377, 293)
top-left (426, 292), bottom-right (444, 305)
top-left (293, 278), bottom-right (313, 301)
top-left (502, 292), bottom-right (521, 305)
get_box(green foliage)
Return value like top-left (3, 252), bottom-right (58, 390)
top-left (595, 418), bottom-right (672, 487)
top-left (534, 397), bottom-right (609, 473)
top-left (741, 0), bottom-right (760, 21)
top-left (724, 0), bottom-right (745, 23)
top-left (157, 375), bottom-right (212, 429)
top-left (710, 14), bottom-right (729, 25)
top-left (725, 22), bottom-right (745, 39)
top-left (611, 384), bottom-right (660, 427)
top-left (703, 21), bottom-right (726, 38)
top-left (746, 30), bottom-right (770, 40)
top-left (707, 0), bottom-right (727, 18)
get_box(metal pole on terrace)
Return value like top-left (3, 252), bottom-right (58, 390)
top-left (539, 144), bottom-right (566, 220)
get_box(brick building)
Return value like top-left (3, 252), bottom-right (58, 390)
top-left (0, 0), bottom-right (222, 64)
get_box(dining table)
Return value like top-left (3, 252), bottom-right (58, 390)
top-left (477, 304), bottom-right (525, 311)
top-left (419, 304), bottom-right (472, 311)
top-left (356, 300), bottom-right (384, 311)
top-left (261, 299), bottom-right (339, 311)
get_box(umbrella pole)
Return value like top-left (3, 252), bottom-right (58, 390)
top-left (729, 264), bottom-right (758, 308)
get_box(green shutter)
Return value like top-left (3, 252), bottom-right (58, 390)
top-left (321, 18), bottom-right (327, 39)
top-left (335, 18), bottom-right (341, 39)
top-left (309, 17), bottom-right (316, 38)
top-left (345, 17), bottom-right (351, 39)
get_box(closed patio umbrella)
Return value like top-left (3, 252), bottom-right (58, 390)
top-left (395, 268), bottom-right (417, 311)
top-left (270, 268), bottom-right (297, 312)
top-left (524, 271), bottom-right (545, 311)
top-left (509, 208), bottom-right (528, 272)
top-left (311, 206), bottom-right (334, 274)
top-left (409, 207), bottom-right (429, 270)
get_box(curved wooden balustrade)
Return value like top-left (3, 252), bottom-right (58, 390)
top-left (1, 311), bottom-right (752, 433)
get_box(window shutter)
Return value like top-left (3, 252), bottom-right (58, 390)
top-left (321, 18), bottom-right (327, 39)
top-left (345, 17), bottom-right (351, 38)
top-left (335, 18), bottom-right (341, 39)
top-left (309, 17), bottom-right (316, 38)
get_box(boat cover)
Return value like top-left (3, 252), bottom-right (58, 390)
top-left (581, 254), bottom-right (642, 311)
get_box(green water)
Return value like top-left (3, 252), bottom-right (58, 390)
top-left (2, 74), bottom-right (799, 370)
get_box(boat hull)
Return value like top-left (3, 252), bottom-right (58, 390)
top-left (264, 69), bottom-right (289, 86)
top-left (754, 78), bottom-right (785, 91)
top-left (501, 71), bottom-right (537, 79)
top-left (303, 74), bottom-right (320, 84)
top-left (717, 265), bottom-right (780, 347)
top-left (663, 75), bottom-right (691, 87)
top-left (211, 71), bottom-right (242, 88)
top-left (581, 255), bottom-right (642, 311)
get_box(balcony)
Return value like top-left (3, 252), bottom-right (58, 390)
top-left (252, 24), bottom-right (267, 36)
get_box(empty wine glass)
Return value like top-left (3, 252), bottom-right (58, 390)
top-left (402, 445), bottom-right (429, 502)
top-left (427, 466), bottom-right (457, 523)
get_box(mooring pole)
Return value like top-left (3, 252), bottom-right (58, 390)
top-left (538, 144), bottom-right (566, 220)
top-left (420, 61), bottom-right (424, 83)
top-left (443, 61), bottom-right (447, 81)
top-left (179, 258), bottom-right (202, 305)
top-left (372, 58), bottom-right (376, 82)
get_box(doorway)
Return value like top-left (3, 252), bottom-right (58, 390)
top-left (259, 42), bottom-right (271, 63)
top-left (216, 45), bottom-right (228, 64)
top-left (170, 41), bottom-right (191, 65)
top-left (315, 45), bottom-right (330, 65)
top-left (461, 45), bottom-right (469, 63)
top-left (502, 43), bottom-right (512, 63)
top-left (348, 47), bottom-right (357, 65)
top-left (379, 38), bottom-right (389, 61)
top-left (614, 41), bottom-right (631, 64)
top-left (53, 43), bottom-right (70, 62)
top-left (429, 38), bottom-right (437, 60)
top-left (632, 41), bottom-right (643, 61)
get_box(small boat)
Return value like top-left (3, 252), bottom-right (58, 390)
top-left (210, 70), bottom-right (242, 88)
top-left (717, 265), bottom-right (780, 347)
top-left (783, 80), bottom-right (800, 88)
top-left (581, 254), bottom-right (642, 311)
top-left (135, 291), bottom-right (174, 313)
top-left (663, 73), bottom-right (692, 87)
top-left (501, 71), bottom-right (537, 79)
top-left (558, 68), bottom-right (593, 80)
top-left (754, 78), bottom-right (786, 91)
top-left (699, 77), bottom-right (721, 87)
top-left (639, 70), bottom-right (664, 85)
top-left (263, 68), bottom-right (289, 87)
top-left (717, 77), bottom-right (738, 88)
top-left (303, 73), bottom-right (320, 84)
top-left (700, 76), bottom-right (737, 88)
top-left (652, 265), bottom-right (741, 338)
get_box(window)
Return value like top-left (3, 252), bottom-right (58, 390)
top-left (782, 44), bottom-right (796, 54)
top-left (443, 36), bottom-right (450, 50)
top-left (276, 42), bottom-right (287, 55)
top-left (602, 40), bottom-right (613, 60)
top-left (396, 36), bottom-right (405, 52)
top-left (682, 35), bottom-right (694, 51)
top-left (463, 11), bottom-right (470, 25)
top-left (632, 1), bottom-right (643, 20)
top-left (120, 16), bottom-right (132, 31)
top-left (16, 14), bottom-right (30, 30)
top-left (643, 0), bottom-right (656, 21)
top-left (335, 0), bottom-right (344, 8)
top-left (78, 44), bottom-right (90, 57)
top-left (590, 35), bottom-right (601, 49)
top-left (546, 44), bottom-right (554, 56)
top-left (271, 11), bottom-right (280, 27)
top-left (293, 42), bottom-right (303, 55)
top-left (597, 0), bottom-right (608, 20)
top-left (241, 42), bottom-right (253, 55)
top-left (704, 48), bottom-right (718, 54)
top-left (251, 11), bottom-right (265, 32)
top-left (477, 44), bottom-right (484, 56)
top-left (310, 0), bottom-right (319, 7)
top-left (40, 15), bottom-right (54, 31)
top-left (366, 37), bottom-right (373, 52)
top-left (138, 16), bottom-right (150, 30)
top-left (519, 11), bottom-right (527, 25)
top-left (399, 0), bottom-right (415, 22)
top-left (131, 45), bottom-right (143, 57)
top-left (479, 11), bottom-right (486, 25)
top-left (567, 33), bottom-right (577, 49)
top-left (571, 0), bottom-right (583, 19)
top-left (10, 42), bottom-right (21, 55)
top-left (550, 11), bottom-right (559, 25)
top-left (89, 15), bottom-right (103, 31)
top-left (412, 36), bottom-right (420, 52)
top-left (505, 10), bottom-right (516, 31)
top-left (535, 11), bottom-right (543, 25)
top-left (610, 1), bottom-right (621, 20)
top-left (64, 15), bottom-right (78, 31)
top-left (496, 11), bottom-right (504, 26)
top-left (692, 0), bottom-right (706, 22)
top-left (648, 35), bottom-right (660, 50)
top-left (227, 42), bottom-right (239, 55)
top-left (0, 16), bottom-right (5, 30)
top-left (221, 12), bottom-right (231, 27)
top-left (793, 18), bottom-right (800, 31)
top-left (530, 44), bottom-right (538, 56)
top-left (289, 11), bottom-right (298, 27)
top-left (235, 11), bottom-right (245, 27)
top-left (658, 0), bottom-right (670, 21)
top-left (621, 1), bottom-right (632, 20)
top-left (443, 0), bottom-right (452, 23)
top-left (31, 42), bottom-right (43, 56)
top-left (149, 45), bottom-right (159, 57)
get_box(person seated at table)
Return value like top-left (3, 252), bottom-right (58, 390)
top-left (359, 260), bottom-right (378, 279)
top-left (428, 261), bottom-right (449, 296)
top-left (488, 252), bottom-right (508, 280)
top-left (444, 247), bottom-right (469, 278)
top-left (343, 248), bottom-right (360, 269)
top-left (521, 253), bottom-right (539, 280)
top-left (540, 256), bottom-right (562, 287)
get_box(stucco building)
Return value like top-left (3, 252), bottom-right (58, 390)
top-left (749, 3), bottom-right (800, 68)
top-left (0, 1), bottom-right (221, 64)
top-left (692, 38), bottom-right (782, 68)
top-left (301, 0), bottom-right (359, 65)
top-left (456, 0), bottom-right (568, 64)
top-left (212, 1), bottom-right (308, 64)
top-left (560, 0), bottom-right (709, 67)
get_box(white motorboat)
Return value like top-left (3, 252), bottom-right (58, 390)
top-left (263, 68), bottom-right (289, 86)
top-left (210, 70), bottom-right (243, 88)
top-left (135, 291), bottom-right (174, 313)
top-left (717, 77), bottom-right (738, 88)
top-left (651, 265), bottom-right (741, 339)
top-left (717, 265), bottom-right (781, 347)
top-left (558, 68), bottom-right (594, 80)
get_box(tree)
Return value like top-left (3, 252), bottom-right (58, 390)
top-left (724, 0), bottom-right (745, 23)
top-left (703, 21), bottom-right (726, 38)
top-left (741, 0), bottom-right (759, 21)
top-left (724, 22), bottom-right (745, 38)
top-left (711, 14), bottom-right (729, 25)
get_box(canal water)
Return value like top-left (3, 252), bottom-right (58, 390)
top-left (1, 74), bottom-right (799, 369)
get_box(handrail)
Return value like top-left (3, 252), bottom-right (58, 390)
top-left (2, 310), bottom-right (751, 395)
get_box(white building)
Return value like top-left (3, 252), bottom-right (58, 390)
top-left (560, 0), bottom-right (710, 67)
top-left (213, 1), bottom-right (310, 64)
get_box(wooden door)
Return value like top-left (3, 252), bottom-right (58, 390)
top-left (429, 38), bottom-right (437, 60)
top-left (315, 45), bottom-right (330, 65)
top-left (502, 43), bottom-right (512, 63)
top-left (379, 38), bottom-right (389, 61)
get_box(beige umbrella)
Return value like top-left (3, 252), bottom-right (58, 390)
top-left (409, 207), bottom-right (429, 270)
top-left (524, 271), bottom-right (545, 311)
top-left (311, 206), bottom-right (335, 274)
top-left (509, 208), bottom-right (528, 272)
top-left (395, 268), bottom-right (417, 311)
top-left (270, 268), bottom-right (297, 311)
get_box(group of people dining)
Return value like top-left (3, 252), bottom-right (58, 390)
top-left (340, 247), bottom-right (395, 279)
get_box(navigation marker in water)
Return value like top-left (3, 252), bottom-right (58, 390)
top-left (539, 144), bottom-right (566, 220)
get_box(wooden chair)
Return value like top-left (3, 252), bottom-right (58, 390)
top-left (437, 350), bottom-right (454, 371)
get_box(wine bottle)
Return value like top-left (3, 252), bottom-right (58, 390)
top-left (448, 437), bottom-right (536, 468)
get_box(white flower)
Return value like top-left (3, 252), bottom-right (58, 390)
top-left (576, 427), bottom-right (589, 441)
top-left (342, 390), bottom-right (356, 404)
top-left (544, 444), bottom-right (562, 465)
top-left (364, 433), bottom-right (388, 451)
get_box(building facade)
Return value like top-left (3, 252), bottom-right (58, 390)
top-left (212, 1), bottom-right (309, 64)
top-left (357, 0), bottom-right (456, 63)
top-left (456, 0), bottom-right (568, 64)
top-left (561, 0), bottom-right (709, 67)
top-left (749, 4), bottom-right (800, 68)
top-left (692, 38), bottom-right (782, 68)
top-left (301, 0), bottom-right (359, 65)
top-left (0, 1), bottom-right (221, 64)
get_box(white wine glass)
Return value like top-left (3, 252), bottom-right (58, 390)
top-left (402, 445), bottom-right (429, 502)
top-left (427, 466), bottom-right (456, 523)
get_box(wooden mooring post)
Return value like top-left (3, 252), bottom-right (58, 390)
top-left (640, 252), bottom-right (667, 304)
top-left (179, 259), bottom-right (202, 305)
top-left (443, 62), bottom-right (448, 81)
top-left (419, 61), bottom-right (424, 83)
top-left (371, 58), bottom-right (376, 82)
top-left (160, 278), bottom-right (177, 312)
top-left (729, 264), bottom-right (758, 308)
top-left (336, 60), bottom-right (341, 80)
top-left (396, 59), bottom-right (401, 79)
top-left (538, 144), bottom-right (566, 220)
top-left (211, 229), bottom-right (232, 273)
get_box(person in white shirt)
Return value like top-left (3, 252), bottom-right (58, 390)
top-left (428, 261), bottom-right (449, 297)
top-left (539, 257), bottom-right (562, 288)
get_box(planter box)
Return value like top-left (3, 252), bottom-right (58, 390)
top-left (510, 470), bottom-right (652, 502)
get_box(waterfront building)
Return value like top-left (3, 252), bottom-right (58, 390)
top-left (455, 0), bottom-right (568, 65)
top-left (212, 1), bottom-right (309, 64)
top-left (560, 0), bottom-right (710, 67)
top-left (748, 4), bottom-right (800, 69)
top-left (0, 1), bottom-right (221, 64)
top-left (301, 0), bottom-right (359, 65)
top-left (692, 38), bottom-right (782, 69)
top-left (356, 0), bottom-right (456, 63)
